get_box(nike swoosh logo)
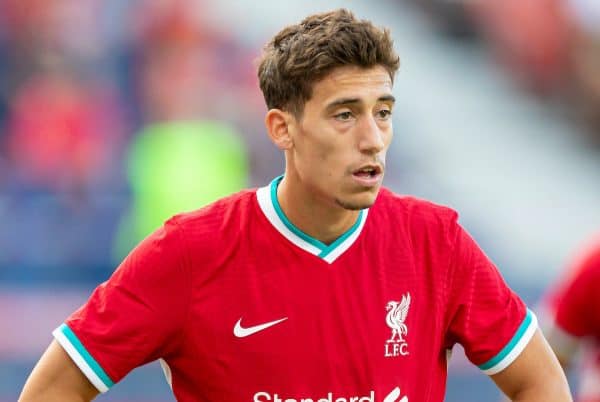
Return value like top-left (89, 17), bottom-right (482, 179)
top-left (233, 317), bottom-right (288, 338)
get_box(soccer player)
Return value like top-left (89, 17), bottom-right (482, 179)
top-left (19, 8), bottom-right (571, 402)
top-left (540, 234), bottom-right (600, 402)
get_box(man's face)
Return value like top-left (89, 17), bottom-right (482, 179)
top-left (286, 65), bottom-right (394, 210)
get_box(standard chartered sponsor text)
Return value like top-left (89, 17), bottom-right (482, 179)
top-left (254, 391), bottom-right (375, 402)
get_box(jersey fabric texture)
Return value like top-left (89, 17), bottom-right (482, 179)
top-left (543, 238), bottom-right (600, 402)
top-left (54, 176), bottom-right (537, 402)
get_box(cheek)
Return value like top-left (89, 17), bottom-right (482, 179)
top-left (308, 150), bottom-right (334, 179)
top-left (317, 149), bottom-right (330, 162)
top-left (315, 142), bottom-right (346, 168)
top-left (303, 143), bottom-right (339, 179)
top-left (295, 123), bottom-right (347, 173)
top-left (303, 134), bottom-right (336, 163)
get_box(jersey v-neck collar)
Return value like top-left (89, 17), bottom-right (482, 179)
top-left (256, 176), bottom-right (368, 264)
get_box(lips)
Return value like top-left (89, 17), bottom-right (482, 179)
top-left (352, 164), bottom-right (382, 178)
top-left (351, 164), bottom-right (384, 188)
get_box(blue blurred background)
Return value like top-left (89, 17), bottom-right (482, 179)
top-left (1, 0), bottom-right (599, 401)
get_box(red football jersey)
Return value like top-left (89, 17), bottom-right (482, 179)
top-left (54, 177), bottom-right (535, 402)
top-left (543, 236), bottom-right (600, 402)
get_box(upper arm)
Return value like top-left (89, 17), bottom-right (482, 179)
top-left (51, 220), bottom-right (191, 390)
top-left (491, 329), bottom-right (572, 402)
top-left (445, 223), bottom-right (537, 374)
top-left (19, 340), bottom-right (99, 402)
top-left (441, 221), bottom-right (570, 401)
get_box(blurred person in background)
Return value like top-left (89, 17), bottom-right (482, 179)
top-left (112, 0), bottom-right (249, 260)
top-left (4, 67), bottom-right (127, 195)
top-left (563, 0), bottom-right (600, 146)
top-left (540, 233), bottom-right (600, 402)
top-left (465, 0), bottom-right (572, 96)
top-left (1, 0), bottom-right (130, 195)
top-left (445, 0), bottom-right (600, 146)
top-left (0, 66), bottom-right (129, 267)
top-left (0, 0), bottom-right (132, 271)
top-left (19, 8), bottom-right (571, 402)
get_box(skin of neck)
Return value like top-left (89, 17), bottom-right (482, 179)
top-left (276, 169), bottom-right (361, 245)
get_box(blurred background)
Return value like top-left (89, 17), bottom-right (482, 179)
top-left (0, 0), bottom-right (599, 400)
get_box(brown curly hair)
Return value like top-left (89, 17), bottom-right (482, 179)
top-left (257, 9), bottom-right (400, 117)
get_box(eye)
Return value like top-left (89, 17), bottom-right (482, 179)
top-left (376, 109), bottom-right (392, 120)
top-left (334, 111), bottom-right (354, 121)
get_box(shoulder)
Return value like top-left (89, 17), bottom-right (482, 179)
top-left (542, 234), bottom-right (600, 339)
top-left (368, 188), bottom-right (465, 259)
top-left (168, 189), bottom-right (257, 233)
top-left (549, 234), bottom-right (600, 296)
top-left (373, 187), bottom-right (460, 232)
top-left (570, 235), bottom-right (600, 277)
top-left (555, 235), bottom-right (600, 298)
top-left (158, 189), bottom-right (258, 266)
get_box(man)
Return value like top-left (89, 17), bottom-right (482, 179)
top-left (540, 234), bottom-right (600, 401)
top-left (19, 9), bottom-right (571, 402)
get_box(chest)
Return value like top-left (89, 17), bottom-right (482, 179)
top-left (176, 242), bottom-right (449, 401)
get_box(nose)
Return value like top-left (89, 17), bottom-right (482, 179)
top-left (358, 115), bottom-right (386, 154)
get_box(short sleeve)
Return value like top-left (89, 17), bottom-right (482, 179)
top-left (52, 218), bottom-right (191, 392)
top-left (445, 222), bottom-right (537, 375)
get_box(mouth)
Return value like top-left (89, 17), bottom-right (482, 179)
top-left (352, 164), bottom-right (382, 177)
top-left (351, 164), bottom-right (383, 186)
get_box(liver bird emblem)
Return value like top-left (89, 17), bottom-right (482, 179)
top-left (386, 293), bottom-right (411, 343)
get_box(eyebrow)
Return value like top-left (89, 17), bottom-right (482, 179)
top-left (325, 95), bottom-right (396, 110)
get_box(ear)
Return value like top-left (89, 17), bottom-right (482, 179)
top-left (265, 109), bottom-right (294, 150)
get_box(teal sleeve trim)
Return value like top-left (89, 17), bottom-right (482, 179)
top-left (478, 309), bottom-right (535, 372)
top-left (59, 323), bottom-right (115, 388)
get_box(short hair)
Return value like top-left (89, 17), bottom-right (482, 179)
top-left (257, 9), bottom-right (400, 117)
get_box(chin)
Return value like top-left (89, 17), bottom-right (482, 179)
top-left (335, 193), bottom-right (378, 211)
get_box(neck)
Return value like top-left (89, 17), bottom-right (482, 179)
top-left (276, 175), bottom-right (360, 245)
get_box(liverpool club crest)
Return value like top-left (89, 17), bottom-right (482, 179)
top-left (385, 293), bottom-right (411, 357)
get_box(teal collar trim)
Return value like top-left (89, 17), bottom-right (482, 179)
top-left (256, 175), bottom-right (368, 264)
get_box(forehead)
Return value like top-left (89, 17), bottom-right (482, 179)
top-left (311, 65), bottom-right (393, 103)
